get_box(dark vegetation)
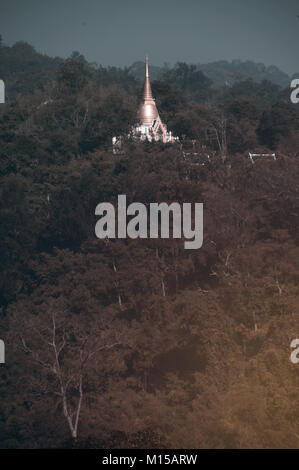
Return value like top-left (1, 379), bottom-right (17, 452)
top-left (1, 37), bottom-right (299, 449)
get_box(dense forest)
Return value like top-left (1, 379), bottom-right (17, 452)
top-left (1, 37), bottom-right (299, 449)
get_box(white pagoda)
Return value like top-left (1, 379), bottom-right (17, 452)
top-left (132, 56), bottom-right (178, 144)
top-left (112, 57), bottom-right (178, 153)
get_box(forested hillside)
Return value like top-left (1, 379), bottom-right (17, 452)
top-left (130, 59), bottom-right (291, 88)
top-left (1, 38), bottom-right (299, 449)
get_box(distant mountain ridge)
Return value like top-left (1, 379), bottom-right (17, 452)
top-left (129, 59), bottom-right (292, 88)
top-left (0, 35), bottom-right (293, 98)
top-left (197, 60), bottom-right (291, 88)
top-left (128, 61), bottom-right (163, 81)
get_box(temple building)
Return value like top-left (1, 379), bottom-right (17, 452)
top-left (132, 57), bottom-right (178, 144)
top-left (112, 57), bottom-right (178, 152)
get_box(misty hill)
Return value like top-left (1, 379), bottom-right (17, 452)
top-left (129, 59), bottom-right (291, 89)
top-left (128, 60), bottom-right (165, 81)
top-left (0, 35), bottom-right (292, 101)
top-left (0, 37), bottom-right (62, 98)
top-left (197, 60), bottom-right (291, 88)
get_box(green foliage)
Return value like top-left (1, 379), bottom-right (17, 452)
top-left (257, 102), bottom-right (299, 149)
top-left (0, 40), bottom-right (61, 97)
top-left (1, 37), bottom-right (299, 449)
top-left (162, 62), bottom-right (213, 102)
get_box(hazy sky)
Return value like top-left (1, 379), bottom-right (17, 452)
top-left (0, 0), bottom-right (298, 74)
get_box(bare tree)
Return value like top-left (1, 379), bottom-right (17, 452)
top-left (19, 306), bottom-right (121, 440)
top-left (203, 110), bottom-right (228, 161)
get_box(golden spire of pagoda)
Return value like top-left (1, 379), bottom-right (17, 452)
top-left (143, 56), bottom-right (153, 100)
top-left (139, 56), bottom-right (159, 125)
